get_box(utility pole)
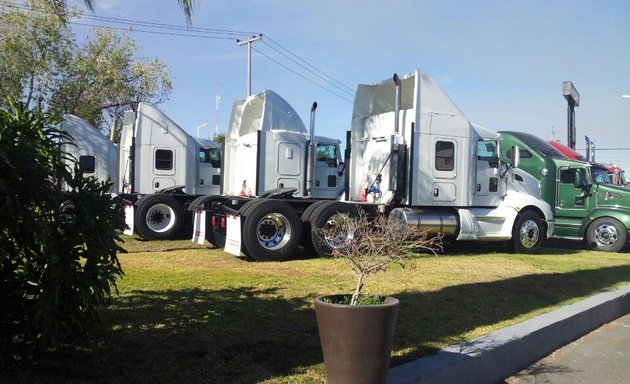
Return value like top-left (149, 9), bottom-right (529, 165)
top-left (236, 34), bottom-right (262, 97)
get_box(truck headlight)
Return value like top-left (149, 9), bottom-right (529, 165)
top-left (540, 168), bottom-right (548, 176)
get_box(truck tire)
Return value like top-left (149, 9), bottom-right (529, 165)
top-left (300, 200), bottom-right (330, 249)
top-left (187, 195), bottom-right (208, 212)
top-left (241, 200), bottom-right (301, 261)
top-left (135, 194), bottom-right (183, 240)
top-left (207, 197), bottom-right (231, 248)
top-left (586, 217), bottom-right (628, 252)
top-left (510, 210), bottom-right (544, 254)
top-left (309, 202), bottom-right (359, 257)
top-left (238, 199), bottom-right (267, 257)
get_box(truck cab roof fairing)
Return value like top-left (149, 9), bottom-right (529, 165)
top-left (227, 90), bottom-right (307, 140)
top-left (351, 69), bottom-right (465, 125)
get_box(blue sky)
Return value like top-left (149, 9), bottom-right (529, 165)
top-left (70, 0), bottom-right (630, 170)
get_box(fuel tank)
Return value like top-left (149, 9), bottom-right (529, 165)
top-left (388, 207), bottom-right (459, 237)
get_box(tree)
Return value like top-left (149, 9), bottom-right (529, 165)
top-left (48, 0), bottom-right (195, 25)
top-left (0, 0), bottom-right (172, 139)
top-left (213, 132), bottom-right (226, 145)
top-left (0, 99), bottom-right (126, 366)
top-left (0, 0), bottom-right (73, 109)
top-left (50, 28), bottom-right (172, 140)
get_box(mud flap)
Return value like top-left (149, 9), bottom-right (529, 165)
top-left (192, 209), bottom-right (206, 245)
top-left (124, 205), bottom-right (134, 236)
top-left (224, 213), bottom-right (242, 256)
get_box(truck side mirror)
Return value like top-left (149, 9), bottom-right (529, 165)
top-left (509, 146), bottom-right (520, 169)
top-left (574, 169), bottom-right (585, 188)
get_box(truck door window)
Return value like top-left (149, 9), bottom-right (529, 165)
top-left (316, 144), bottom-right (338, 168)
top-left (199, 148), bottom-right (221, 168)
top-left (560, 168), bottom-right (587, 187)
top-left (435, 141), bottom-right (454, 171)
top-left (78, 155), bottom-right (95, 174)
top-left (155, 149), bottom-right (173, 170)
top-left (477, 140), bottom-right (498, 168)
top-left (505, 149), bottom-right (532, 159)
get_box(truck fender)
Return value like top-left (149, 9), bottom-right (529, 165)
top-left (501, 193), bottom-right (555, 240)
top-left (578, 208), bottom-right (630, 239)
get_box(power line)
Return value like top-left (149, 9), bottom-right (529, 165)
top-left (264, 36), bottom-right (355, 93)
top-left (67, 21), bottom-right (236, 40)
top-left (253, 47), bottom-right (353, 103)
top-left (74, 13), bottom-right (257, 37)
top-left (576, 148), bottom-right (630, 151)
top-left (0, 0), bottom-right (356, 103)
top-left (261, 40), bottom-right (354, 98)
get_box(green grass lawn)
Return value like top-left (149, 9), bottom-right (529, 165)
top-left (4, 237), bottom-right (630, 383)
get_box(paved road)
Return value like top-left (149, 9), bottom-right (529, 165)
top-left (503, 313), bottom-right (630, 384)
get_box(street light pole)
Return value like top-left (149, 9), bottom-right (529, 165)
top-left (236, 34), bottom-right (262, 97)
top-left (563, 81), bottom-right (580, 150)
top-left (196, 123), bottom-right (209, 138)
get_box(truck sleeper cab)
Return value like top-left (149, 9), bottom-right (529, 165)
top-left (119, 102), bottom-right (222, 240)
top-left (191, 90), bottom-right (346, 250)
top-left (213, 70), bottom-right (554, 261)
top-left (60, 114), bottom-right (119, 192)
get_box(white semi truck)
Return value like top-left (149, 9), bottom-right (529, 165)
top-left (207, 69), bottom-right (555, 261)
top-left (191, 89), bottom-right (346, 247)
top-left (60, 114), bottom-right (119, 192)
top-left (119, 102), bottom-right (222, 240)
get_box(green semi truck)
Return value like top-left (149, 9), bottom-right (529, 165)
top-left (500, 131), bottom-right (630, 252)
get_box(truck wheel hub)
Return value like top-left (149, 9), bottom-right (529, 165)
top-left (145, 203), bottom-right (175, 232)
top-left (256, 214), bottom-right (290, 249)
top-left (594, 224), bottom-right (618, 246)
top-left (519, 219), bottom-right (540, 248)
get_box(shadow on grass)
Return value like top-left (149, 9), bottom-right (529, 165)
top-left (441, 239), bottom-right (584, 256)
top-left (391, 264), bottom-right (630, 365)
top-left (3, 266), bottom-right (629, 384)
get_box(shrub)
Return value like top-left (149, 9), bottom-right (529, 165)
top-left (0, 99), bottom-right (126, 366)
top-left (318, 209), bottom-right (443, 305)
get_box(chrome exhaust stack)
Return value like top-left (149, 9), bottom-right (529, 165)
top-left (389, 74), bottom-right (402, 194)
top-left (306, 101), bottom-right (318, 197)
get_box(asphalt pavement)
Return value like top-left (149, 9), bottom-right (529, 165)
top-left (387, 284), bottom-right (630, 384)
top-left (503, 313), bottom-right (630, 384)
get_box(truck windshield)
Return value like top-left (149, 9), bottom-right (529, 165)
top-left (591, 166), bottom-right (611, 184)
top-left (199, 148), bottom-right (221, 168)
top-left (508, 132), bottom-right (565, 159)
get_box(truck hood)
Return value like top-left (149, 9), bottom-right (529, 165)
top-left (595, 183), bottom-right (630, 207)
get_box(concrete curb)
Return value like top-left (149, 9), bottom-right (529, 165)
top-left (387, 283), bottom-right (630, 384)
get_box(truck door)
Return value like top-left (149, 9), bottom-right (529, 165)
top-left (152, 148), bottom-right (176, 192)
top-left (431, 139), bottom-right (457, 203)
top-left (276, 141), bottom-right (302, 191)
top-left (197, 146), bottom-right (221, 195)
top-left (313, 142), bottom-right (343, 199)
top-left (473, 139), bottom-right (501, 205)
top-left (556, 167), bottom-right (591, 219)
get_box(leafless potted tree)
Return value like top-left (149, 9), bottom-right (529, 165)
top-left (315, 210), bottom-right (443, 384)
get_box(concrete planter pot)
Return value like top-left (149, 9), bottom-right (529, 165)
top-left (314, 295), bottom-right (399, 384)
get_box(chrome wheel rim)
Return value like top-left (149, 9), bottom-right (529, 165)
top-left (519, 219), bottom-right (540, 249)
top-left (593, 223), bottom-right (619, 247)
top-left (256, 213), bottom-right (291, 250)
